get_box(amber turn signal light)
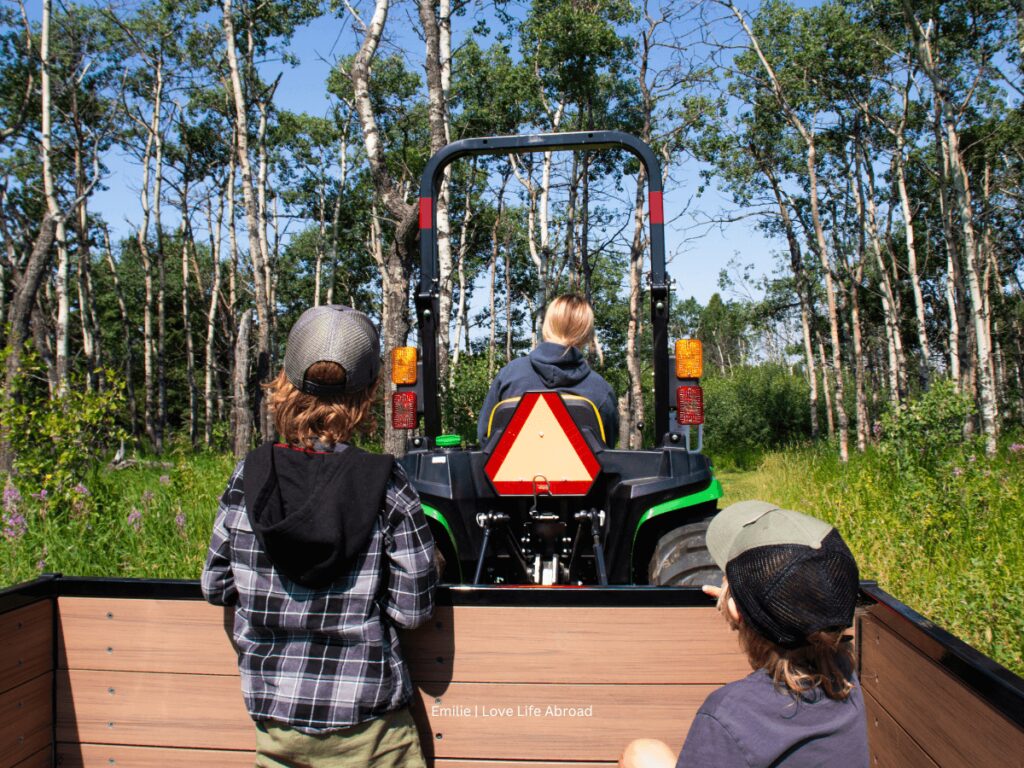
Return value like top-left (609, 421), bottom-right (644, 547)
top-left (391, 347), bottom-right (418, 385)
top-left (675, 339), bottom-right (703, 379)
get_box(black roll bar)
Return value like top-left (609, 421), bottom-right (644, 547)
top-left (415, 131), bottom-right (669, 441)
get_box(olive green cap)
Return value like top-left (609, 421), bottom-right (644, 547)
top-left (706, 500), bottom-right (834, 570)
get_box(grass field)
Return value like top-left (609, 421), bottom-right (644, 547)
top-left (2, 440), bottom-right (1021, 677)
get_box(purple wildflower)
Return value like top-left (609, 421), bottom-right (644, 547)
top-left (159, 475), bottom-right (171, 486)
top-left (127, 508), bottom-right (142, 532)
top-left (2, 511), bottom-right (27, 541)
top-left (175, 512), bottom-right (187, 535)
top-left (74, 483), bottom-right (89, 496)
top-left (1010, 443), bottom-right (1024, 454)
top-left (35, 559), bottom-right (46, 571)
top-left (3, 485), bottom-right (21, 511)
top-left (872, 423), bottom-right (882, 439)
top-left (31, 489), bottom-right (48, 502)
top-left (141, 489), bottom-right (155, 504)
top-left (968, 454), bottom-right (977, 463)
top-left (952, 467), bottom-right (964, 478)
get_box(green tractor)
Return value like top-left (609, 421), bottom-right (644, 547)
top-left (394, 131), bottom-right (722, 586)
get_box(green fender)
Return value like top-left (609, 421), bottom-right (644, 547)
top-left (421, 503), bottom-right (463, 580)
top-left (630, 477), bottom-right (723, 570)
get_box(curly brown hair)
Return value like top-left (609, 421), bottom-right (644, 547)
top-left (265, 361), bottom-right (378, 448)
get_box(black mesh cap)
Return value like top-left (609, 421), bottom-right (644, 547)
top-left (284, 305), bottom-right (381, 395)
top-left (725, 528), bottom-right (859, 648)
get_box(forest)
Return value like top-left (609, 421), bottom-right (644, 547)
top-left (0, 0), bottom-right (1022, 669)
top-left (0, 0), bottom-right (1021, 460)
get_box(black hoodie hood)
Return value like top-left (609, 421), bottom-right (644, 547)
top-left (243, 442), bottom-right (394, 588)
top-left (528, 342), bottom-right (592, 388)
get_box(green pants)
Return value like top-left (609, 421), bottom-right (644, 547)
top-left (254, 707), bottom-right (428, 768)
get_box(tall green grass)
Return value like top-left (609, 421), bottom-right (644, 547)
top-left (1, 450), bottom-right (236, 584)
top-left (718, 440), bottom-right (1024, 677)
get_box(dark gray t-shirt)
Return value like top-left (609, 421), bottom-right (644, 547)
top-left (676, 669), bottom-right (869, 767)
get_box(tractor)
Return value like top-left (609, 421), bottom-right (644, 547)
top-left (393, 131), bottom-right (722, 586)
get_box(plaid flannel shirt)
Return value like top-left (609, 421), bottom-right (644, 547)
top-left (201, 451), bottom-right (436, 733)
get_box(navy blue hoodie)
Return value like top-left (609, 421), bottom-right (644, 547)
top-left (476, 342), bottom-right (619, 447)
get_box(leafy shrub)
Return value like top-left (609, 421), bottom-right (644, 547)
top-left (0, 353), bottom-right (128, 508)
top-left (703, 364), bottom-right (811, 468)
top-left (878, 377), bottom-right (977, 472)
top-left (442, 354), bottom-right (499, 444)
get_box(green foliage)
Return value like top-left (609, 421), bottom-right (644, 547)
top-left (878, 378), bottom-right (978, 472)
top-left (703, 364), bottom-right (811, 469)
top-left (0, 352), bottom-right (128, 507)
top-left (442, 355), bottom-right (498, 443)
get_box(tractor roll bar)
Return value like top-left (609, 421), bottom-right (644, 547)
top-left (416, 131), bottom-right (669, 440)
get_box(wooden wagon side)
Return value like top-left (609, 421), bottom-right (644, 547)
top-left (1, 576), bottom-right (1022, 767)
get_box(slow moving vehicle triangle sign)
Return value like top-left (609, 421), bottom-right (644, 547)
top-left (484, 391), bottom-right (600, 496)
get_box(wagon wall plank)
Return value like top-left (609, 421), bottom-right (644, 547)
top-left (863, 689), bottom-right (939, 768)
top-left (58, 597), bottom-right (236, 675)
top-left (57, 744), bottom-right (253, 767)
top-left (10, 746), bottom-right (51, 768)
top-left (404, 605), bottom-right (748, 684)
top-left (859, 614), bottom-right (1024, 768)
top-left (55, 667), bottom-right (709, 762)
top-left (59, 598), bottom-right (748, 686)
top-left (0, 601), bottom-right (52, 696)
top-left (0, 673), bottom-right (52, 768)
top-left (414, 682), bottom-right (711, 761)
top-left (56, 669), bottom-right (251, 751)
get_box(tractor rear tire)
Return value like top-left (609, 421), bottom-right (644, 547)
top-left (648, 516), bottom-right (722, 587)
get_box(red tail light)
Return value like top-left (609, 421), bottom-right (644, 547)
top-left (676, 385), bottom-right (704, 425)
top-left (391, 391), bottom-right (418, 429)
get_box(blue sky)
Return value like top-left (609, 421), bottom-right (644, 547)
top-left (86, 0), bottom-right (780, 308)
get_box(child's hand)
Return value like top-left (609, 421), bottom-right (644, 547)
top-left (702, 584), bottom-right (722, 600)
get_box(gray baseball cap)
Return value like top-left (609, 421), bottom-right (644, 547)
top-left (284, 305), bottom-right (381, 395)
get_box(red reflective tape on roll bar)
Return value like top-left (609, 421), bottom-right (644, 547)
top-left (649, 191), bottom-right (664, 224)
top-left (419, 198), bottom-right (433, 229)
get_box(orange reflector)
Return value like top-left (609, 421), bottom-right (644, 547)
top-left (391, 347), bottom-right (418, 385)
top-left (675, 339), bottom-right (703, 378)
top-left (391, 391), bottom-right (417, 429)
top-left (676, 385), bottom-right (704, 425)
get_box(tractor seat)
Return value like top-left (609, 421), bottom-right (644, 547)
top-left (484, 392), bottom-right (607, 448)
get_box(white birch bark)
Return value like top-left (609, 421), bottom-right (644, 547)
top-left (223, 0), bottom-right (272, 444)
top-left (904, 2), bottom-right (998, 453)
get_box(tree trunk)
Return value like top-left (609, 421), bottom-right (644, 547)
top-left (861, 137), bottom-right (906, 404)
top-left (625, 171), bottom-right (647, 449)
top-left (818, 336), bottom-right (835, 438)
top-left (232, 309), bottom-right (253, 458)
top-left (0, 215), bottom-right (57, 472)
top-left (223, 0), bottom-right (273, 446)
top-left (205, 169), bottom-right (227, 447)
top-left (762, 162), bottom-right (817, 439)
top-left (904, 1), bottom-right (997, 453)
top-left (726, 0), bottom-right (848, 459)
top-left (349, 0), bottom-right (419, 455)
top-left (180, 184), bottom-right (198, 448)
top-left (418, 0), bottom-right (453, 384)
top-left (103, 225), bottom-right (136, 437)
top-left (891, 83), bottom-right (930, 385)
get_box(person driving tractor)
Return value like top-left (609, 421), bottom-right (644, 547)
top-left (476, 294), bottom-right (620, 448)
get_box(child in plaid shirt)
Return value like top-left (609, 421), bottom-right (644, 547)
top-left (203, 305), bottom-right (436, 768)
